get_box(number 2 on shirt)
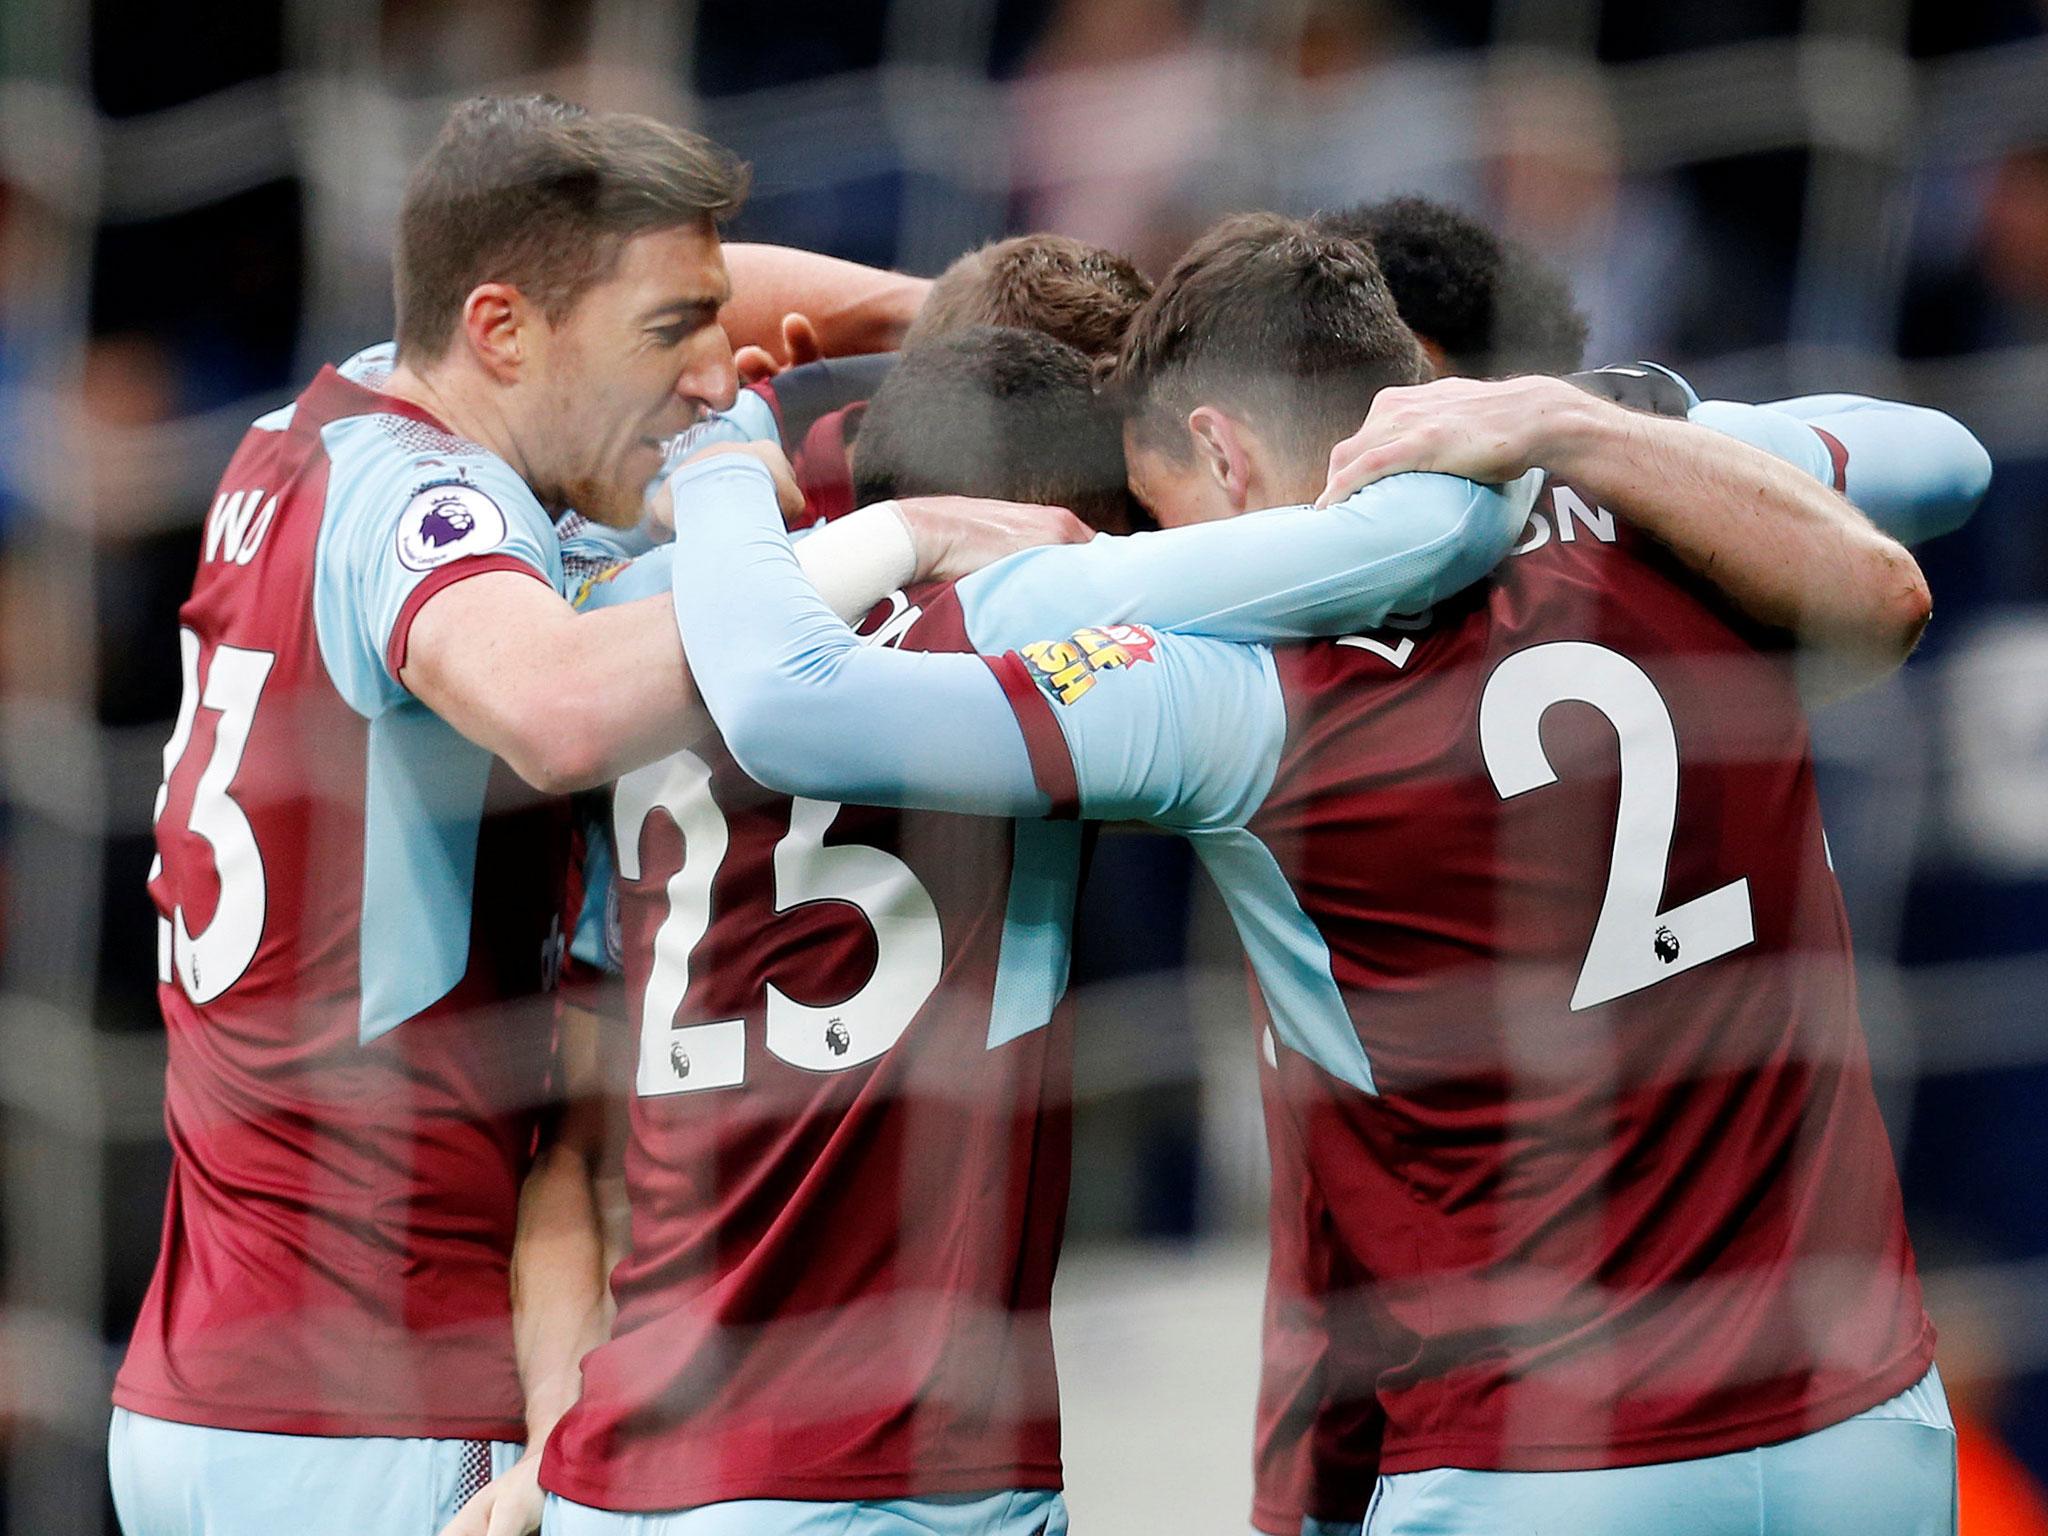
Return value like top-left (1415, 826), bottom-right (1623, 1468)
top-left (1480, 641), bottom-right (1754, 1010)
top-left (614, 750), bottom-right (944, 1096)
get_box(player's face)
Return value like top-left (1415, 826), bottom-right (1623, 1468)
top-left (1123, 430), bottom-right (1240, 529)
top-left (533, 223), bottom-right (738, 527)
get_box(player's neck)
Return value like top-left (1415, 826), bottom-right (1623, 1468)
top-left (382, 357), bottom-right (534, 485)
top-left (1250, 461), bottom-right (1324, 513)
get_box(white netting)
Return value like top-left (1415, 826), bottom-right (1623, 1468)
top-left (4, 1), bottom-right (2046, 1530)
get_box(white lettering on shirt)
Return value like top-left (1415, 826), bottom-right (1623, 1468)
top-left (203, 489), bottom-right (278, 566)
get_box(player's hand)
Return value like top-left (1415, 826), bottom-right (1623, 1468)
top-left (895, 495), bottom-right (1092, 583)
top-left (733, 312), bottom-right (824, 385)
top-left (434, 1449), bottom-right (542, 1536)
top-left (1315, 375), bottom-right (1601, 506)
top-left (654, 441), bottom-right (806, 531)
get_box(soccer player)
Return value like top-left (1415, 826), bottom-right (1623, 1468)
top-left (1255, 193), bottom-right (1596, 1536)
top-left (117, 95), bottom-right (1064, 1536)
top-left (665, 214), bottom-right (1988, 1536)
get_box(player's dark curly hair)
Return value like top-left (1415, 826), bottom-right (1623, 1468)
top-left (852, 325), bottom-right (1136, 535)
top-left (1107, 212), bottom-right (1429, 474)
top-left (1320, 196), bottom-right (1588, 378)
top-left (395, 94), bottom-right (748, 361)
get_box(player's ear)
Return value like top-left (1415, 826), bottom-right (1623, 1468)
top-left (460, 282), bottom-right (529, 383)
top-left (1416, 333), bottom-right (1450, 380)
top-left (1187, 406), bottom-right (1252, 512)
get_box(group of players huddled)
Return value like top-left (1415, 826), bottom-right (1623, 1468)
top-left (127, 93), bottom-right (1992, 1536)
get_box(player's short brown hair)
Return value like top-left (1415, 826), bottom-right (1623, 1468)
top-left (394, 94), bottom-right (749, 361)
top-left (903, 234), bottom-right (1153, 363)
top-left (852, 325), bottom-right (1135, 535)
top-left (1108, 212), bottom-right (1428, 475)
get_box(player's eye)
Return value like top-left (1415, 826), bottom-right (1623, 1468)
top-left (649, 323), bottom-right (690, 347)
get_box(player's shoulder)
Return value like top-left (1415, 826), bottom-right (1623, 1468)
top-left (1473, 475), bottom-right (1673, 617)
top-left (857, 578), bottom-right (967, 651)
top-left (1265, 579), bottom-right (1501, 726)
top-left (328, 451), bottom-right (546, 595)
top-left (319, 402), bottom-right (516, 509)
top-left (1519, 476), bottom-right (1778, 649)
top-left (305, 342), bottom-right (536, 516)
top-left (304, 383), bottom-right (548, 580)
top-left (1023, 623), bottom-right (1283, 832)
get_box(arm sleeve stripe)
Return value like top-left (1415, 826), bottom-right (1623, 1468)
top-left (983, 652), bottom-right (1080, 819)
top-left (1811, 425), bottom-right (1850, 493)
top-left (385, 553), bottom-right (552, 688)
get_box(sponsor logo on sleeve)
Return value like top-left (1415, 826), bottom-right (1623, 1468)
top-left (395, 480), bottom-right (509, 572)
top-left (571, 560), bottom-right (631, 611)
top-left (1019, 624), bottom-right (1158, 706)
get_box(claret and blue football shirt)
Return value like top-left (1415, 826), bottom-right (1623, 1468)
top-left (122, 345), bottom-right (568, 1440)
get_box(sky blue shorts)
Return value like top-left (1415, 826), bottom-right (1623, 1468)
top-left (108, 1407), bottom-right (521, 1536)
top-left (1362, 1366), bottom-right (1955, 1536)
top-left (542, 1488), bottom-right (1067, 1536)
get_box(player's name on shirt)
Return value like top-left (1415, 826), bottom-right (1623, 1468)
top-left (1510, 485), bottom-right (1616, 556)
top-left (202, 485), bottom-right (280, 566)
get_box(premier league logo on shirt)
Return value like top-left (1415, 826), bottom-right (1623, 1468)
top-left (421, 501), bottom-right (473, 547)
top-left (396, 480), bottom-right (509, 572)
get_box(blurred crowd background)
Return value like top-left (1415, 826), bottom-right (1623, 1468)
top-left (3, 0), bottom-right (2048, 1530)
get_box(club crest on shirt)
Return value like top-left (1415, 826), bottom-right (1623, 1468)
top-left (1020, 624), bottom-right (1158, 706)
top-left (396, 480), bottom-right (509, 572)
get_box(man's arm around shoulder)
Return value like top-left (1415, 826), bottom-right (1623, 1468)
top-left (1319, 375), bottom-right (1937, 692)
top-left (403, 575), bottom-right (700, 794)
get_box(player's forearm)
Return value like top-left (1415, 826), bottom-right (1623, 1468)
top-left (721, 243), bottom-right (930, 358)
top-left (1691, 395), bottom-right (1992, 546)
top-left (955, 471), bottom-right (1541, 645)
top-left (408, 579), bottom-right (707, 793)
top-left (669, 455), bottom-right (1048, 815)
top-left (537, 600), bottom-right (708, 789)
top-left (509, 1133), bottom-right (609, 1448)
top-left (1546, 400), bottom-right (1932, 673)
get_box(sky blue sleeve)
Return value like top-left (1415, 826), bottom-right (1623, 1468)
top-left (1689, 395), bottom-right (1992, 546)
top-left (722, 388), bottom-right (781, 445)
top-left (1005, 626), bottom-right (1285, 828)
top-left (666, 454), bottom-right (1277, 828)
top-left (952, 469), bottom-right (1542, 650)
top-left (312, 418), bottom-right (561, 717)
top-left (656, 389), bottom-right (782, 468)
top-left (670, 454), bottom-right (1051, 816)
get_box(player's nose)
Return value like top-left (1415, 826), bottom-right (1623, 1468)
top-left (678, 327), bottom-right (740, 415)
